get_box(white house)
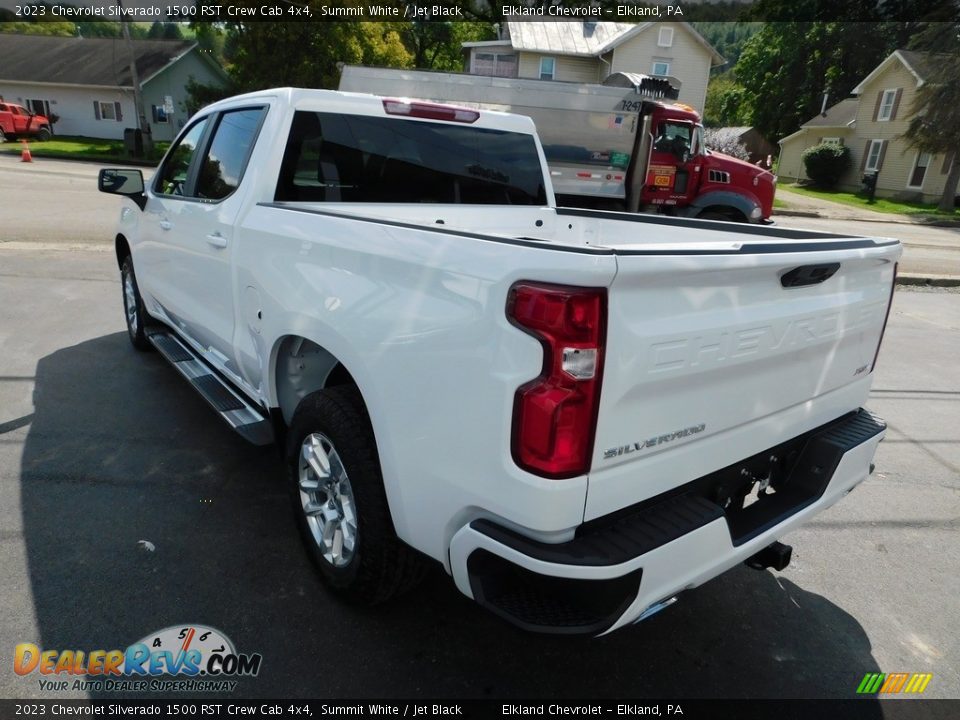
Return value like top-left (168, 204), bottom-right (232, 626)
top-left (0, 34), bottom-right (228, 142)
top-left (461, 21), bottom-right (725, 111)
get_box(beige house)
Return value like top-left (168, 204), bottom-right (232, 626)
top-left (462, 21), bottom-right (725, 111)
top-left (778, 50), bottom-right (955, 204)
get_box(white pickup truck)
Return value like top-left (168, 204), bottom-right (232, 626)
top-left (98, 88), bottom-right (899, 635)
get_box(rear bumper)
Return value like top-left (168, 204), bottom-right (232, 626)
top-left (449, 409), bottom-right (885, 635)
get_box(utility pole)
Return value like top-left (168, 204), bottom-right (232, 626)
top-left (117, 0), bottom-right (146, 133)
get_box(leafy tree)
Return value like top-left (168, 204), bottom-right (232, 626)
top-left (148, 22), bottom-right (184, 40)
top-left (183, 77), bottom-right (238, 117)
top-left (903, 20), bottom-right (960, 211)
top-left (703, 71), bottom-right (752, 127)
top-left (692, 22), bottom-right (763, 71)
top-left (801, 143), bottom-right (852, 188)
top-left (403, 21), bottom-right (495, 71)
top-left (228, 22), bottom-right (413, 92)
top-left (736, 21), bottom-right (903, 143)
top-left (0, 20), bottom-right (78, 36)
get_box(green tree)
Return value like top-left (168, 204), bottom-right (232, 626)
top-left (703, 71), bottom-right (752, 127)
top-left (735, 0), bottom-right (943, 142)
top-left (403, 21), bottom-right (495, 70)
top-left (903, 20), bottom-right (960, 211)
top-left (691, 22), bottom-right (763, 71)
top-left (735, 20), bottom-right (906, 143)
top-left (228, 21), bottom-right (413, 91)
top-left (0, 21), bottom-right (78, 36)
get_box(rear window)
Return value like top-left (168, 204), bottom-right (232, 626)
top-left (275, 111), bottom-right (547, 205)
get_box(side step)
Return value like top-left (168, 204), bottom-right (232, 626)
top-left (147, 330), bottom-right (274, 446)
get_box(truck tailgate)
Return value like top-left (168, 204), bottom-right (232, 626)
top-left (586, 229), bottom-right (900, 520)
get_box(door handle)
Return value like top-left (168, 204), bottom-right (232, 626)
top-left (159, 219), bottom-right (172, 231)
top-left (780, 263), bottom-right (840, 288)
top-left (205, 233), bottom-right (228, 249)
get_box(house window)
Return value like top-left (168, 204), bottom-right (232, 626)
top-left (493, 53), bottom-right (517, 78)
top-left (658, 27), bottom-right (674, 47)
top-left (651, 60), bottom-right (671, 76)
top-left (877, 89), bottom-right (897, 121)
top-left (95, 101), bottom-right (122, 122)
top-left (539, 57), bottom-right (556, 81)
top-left (26, 99), bottom-right (51, 117)
top-left (865, 139), bottom-right (884, 172)
top-left (908, 152), bottom-right (931, 189)
top-left (472, 52), bottom-right (517, 78)
top-left (152, 105), bottom-right (169, 124)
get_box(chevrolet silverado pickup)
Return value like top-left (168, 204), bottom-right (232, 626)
top-left (98, 88), bottom-right (900, 635)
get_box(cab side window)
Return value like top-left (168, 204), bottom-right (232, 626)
top-left (155, 118), bottom-right (209, 197)
top-left (195, 107), bottom-right (267, 201)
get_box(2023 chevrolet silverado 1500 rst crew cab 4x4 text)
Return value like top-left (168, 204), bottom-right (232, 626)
top-left (98, 88), bottom-right (900, 635)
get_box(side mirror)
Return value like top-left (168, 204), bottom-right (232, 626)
top-left (98, 168), bottom-right (146, 210)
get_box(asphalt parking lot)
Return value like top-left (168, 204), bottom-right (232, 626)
top-left (1, 159), bottom-right (958, 702)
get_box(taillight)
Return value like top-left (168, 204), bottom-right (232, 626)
top-left (382, 99), bottom-right (479, 124)
top-left (871, 262), bottom-right (898, 372)
top-left (507, 282), bottom-right (607, 479)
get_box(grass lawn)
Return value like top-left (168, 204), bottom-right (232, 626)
top-left (0, 135), bottom-right (167, 165)
top-left (779, 183), bottom-right (958, 219)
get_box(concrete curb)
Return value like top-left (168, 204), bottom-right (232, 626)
top-left (773, 210), bottom-right (821, 218)
top-left (774, 208), bottom-right (960, 228)
top-left (896, 273), bottom-right (960, 287)
top-left (0, 149), bottom-right (158, 168)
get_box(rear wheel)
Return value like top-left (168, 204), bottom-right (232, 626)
top-left (287, 385), bottom-right (429, 605)
top-left (0, 128), bottom-right (6, 143)
top-left (120, 256), bottom-right (151, 351)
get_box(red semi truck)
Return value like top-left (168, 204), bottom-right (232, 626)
top-left (339, 66), bottom-right (776, 223)
top-left (0, 100), bottom-right (53, 142)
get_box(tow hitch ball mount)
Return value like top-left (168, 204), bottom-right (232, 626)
top-left (745, 540), bottom-right (793, 572)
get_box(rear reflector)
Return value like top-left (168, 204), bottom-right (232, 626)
top-left (507, 282), bottom-right (607, 479)
top-left (382, 99), bottom-right (479, 124)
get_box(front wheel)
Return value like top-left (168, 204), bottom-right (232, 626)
top-left (287, 386), bottom-right (429, 605)
top-left (35, 127), bottom-right (52, 141)
top-left (120, 256), bottom-right (151, 351)
top-left (696, 211), bottom-right (732, 222)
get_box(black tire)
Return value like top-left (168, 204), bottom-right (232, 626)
top-left (0, 128), bottom-right (6, 143)
top-left (35, 127), bottom-right (51, 142)
top-left (120, 255), bottom-right (151, 351)
top-left (287, 385), bottom-right (429, 605)
top-left (696, 211), bottom-right (732, 222)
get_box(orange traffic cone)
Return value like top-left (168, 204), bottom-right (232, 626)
top-left (20, 139), bottom-right (32, 163)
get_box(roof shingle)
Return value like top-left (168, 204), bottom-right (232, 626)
top-left (0, 34), bottom-right (195, 87)
top-left (802, 98), bottom-right (859, 128)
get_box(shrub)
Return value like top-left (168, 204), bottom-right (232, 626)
top-left (801, 143), bottom-right (852, 188)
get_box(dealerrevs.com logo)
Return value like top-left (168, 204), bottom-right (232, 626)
top-left (14, 624), bottom-right (262, 693)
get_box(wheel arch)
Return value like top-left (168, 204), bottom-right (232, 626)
top-left (271, 335), bottom-right (360, 427)
top-left (115, 233), bottom-right (131, 269)
top-left (689, 190), bottom-right (758, 223)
